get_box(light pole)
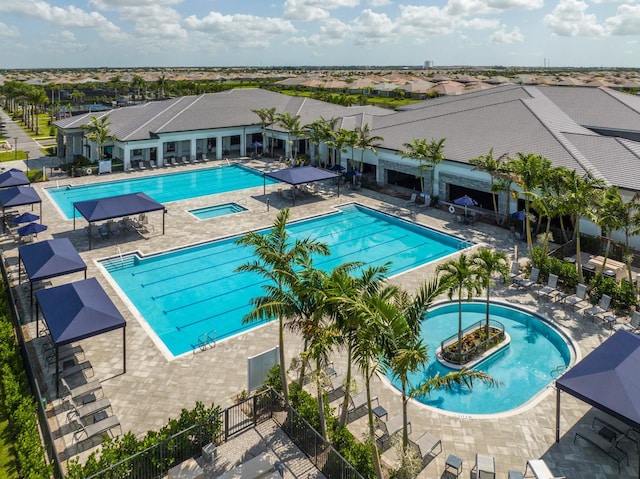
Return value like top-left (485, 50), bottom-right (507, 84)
top-left (14, 137), bottom-right (18, 160)
top-left (26, 152), bottom-right (29, 173)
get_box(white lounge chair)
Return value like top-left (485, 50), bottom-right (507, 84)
top-left (324, 372), bottom-right (345, 397)
top-left (181, 156), bottom-right (189, 165)
top-left (516, 267), bottom-right (540, 288)
top-left (612, 310), bottom-right (640, 334)
top-left (473, 453), bottom-right (495, 479)
top-left (405, 193), bottom-right (417, 205)
top-left (376, 414), bottom-right (409, 449)
top-left (409, 430), bottom-right (442, 463)
top-left (564, 284), bottom-right (589, 311)
top-left (583, 294), bottom-right (612, 321)
top-left (539, 274), bottom-right (564, 301)
top-left (523, 459), bottom-right (566, 479)
top-left (344, 391), bottom-right (377, 419)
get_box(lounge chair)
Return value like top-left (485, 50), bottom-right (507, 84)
top-left (60, 377), bottom-right (104, 405)
top-left (564, 284), bottom-right (589, 311)
top-left (409, 431), bottom-right (442, 464)
top-left (593, 414), bottom-right (639, 445)
top-left (56, 360), bottom-right (94, 382)
top-left (45, 344), bottom-right (84, 369)
top-left (574, 426), bottom-right (628, 473)
top-left (376, 414), bottom-right (409, 449)
top-left (66, 397), bottom-right (112, 423)
top-left (137, 161), bottom-right (146, 170)
top-left (509, 261), bottom-right (522, 284)
top-left (612, 310), bottom-right (640, 334)
top-left (539, 274), bottom-right (564, 301)
top-left (523, 459), bottom-right (566, 479)
top-left (405, 193), bottom-right (417, 205)
top-left (170, 157), bottom-right (177, 166)
top-left (150, 160), bottom-right (157, 169)
top-left (516, 267), bottom-right (540, 289)
top-left (472, 453), bottom-right (495, 479)
top-left (583, 294), bottom-right (612, 321)
top-left (324, 372), bottom-right (345, 397)
top-left (181, 156), bottom-right (189, 165)
top-left (107, 220), bottom-right (121, 236)
top-left (73, 414), bottom-right (121, 444)
top-left (344, 391), bottom-right (377, 420)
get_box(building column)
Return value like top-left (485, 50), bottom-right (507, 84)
top-left (190, 138), bottom-right (197, 161)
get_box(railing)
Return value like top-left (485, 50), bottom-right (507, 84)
top-left (440, 318), bottom-right (505, 365)
top-left (271, 391), bottom-right (365, 479)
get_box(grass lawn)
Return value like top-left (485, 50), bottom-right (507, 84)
top-left (0, 150), bottom-right (27, 163)
top-left (0, 404), bottom-right (19, 479)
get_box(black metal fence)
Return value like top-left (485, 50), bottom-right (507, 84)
top-left (440, 318), bottom-right (506, 365)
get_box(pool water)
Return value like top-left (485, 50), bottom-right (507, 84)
top-left (189, 203), bottom-right (248, 220)
top-left (101, 204), bottom-right (466, 357)
top-left (46, 164), bottom-right (277, 219)
top-left (386, 302), bottom-right (572, 414)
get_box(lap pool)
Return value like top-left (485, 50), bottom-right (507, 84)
top-left (100, 204), bottom-right (467, 357)
top-left (386, 301), bottom-right (573, 415)
top-left (46, 164), bottom-right (277, 220)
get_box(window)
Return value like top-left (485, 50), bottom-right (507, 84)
top-left (132, 149), bottom-right (142, 156)
top-left (166, 142), bottom-right (176, 152)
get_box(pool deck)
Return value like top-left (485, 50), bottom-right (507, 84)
top-left (1, 157), bottom-right (636, 478)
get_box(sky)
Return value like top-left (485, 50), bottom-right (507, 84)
top-left (1, 0), bottom-right (639, 69)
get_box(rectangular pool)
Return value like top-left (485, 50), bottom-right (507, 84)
top-left (46, 164), bottom-right (277, 220)
top-left (188, 203), bottom-right (248, 220)
top-left (100, 204), bottom-right (467, 357)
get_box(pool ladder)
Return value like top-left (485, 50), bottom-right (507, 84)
top-left (196, 330), bottom-right (216, 353)
top-left (550, 364), bottom-right (569, 378)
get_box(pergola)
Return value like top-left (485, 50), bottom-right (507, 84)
top-left (18, 238), bottom-right (87, 307)
top-left (0, 186), bottom-right (42, 232)
top-left (263, 166), bottom-right (340, 206)
top-left (35, 278), bottom-right (126, 397)
top-left (0, 168), bottom-right (29, 188)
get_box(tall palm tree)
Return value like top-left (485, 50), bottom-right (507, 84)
top-left (326, 128), bottom-right (350, 169)
top-left (131, 75), bottom-right (146, 100)
top-left (354, 123), bottom-right (383, 173)
top-left (593, 186), bottom-right (625, 271)
top-left (324, 263), bottom-right (388, 429)
top-left (469, 149), bottom-right (509, 225)
top-left (235, 209), bottom-right (330, 403)
top-left (401, 138), bottom-right (430, 198)
top-left (82, 115), bottom-right (115, 162)
top-left (252, 107), bottom-right (277, 157)
top-left (436, 253), bottom-right (482, 357)
top-left (559, 170), bottom-right (605, 282)
top-left (509, 153), bottom-right (552, 257)
top-left (472, 248), bottom-right (509, 337)
top-left (277, 112), bottom-right (303, 161)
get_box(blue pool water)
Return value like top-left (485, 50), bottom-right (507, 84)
top-left (189, 203), bottom-right (248, 220)
top-left (46, 164), bottom-right (277, 219)
top-left (101, 204), bottom-right (465, 356)
top-left (386, 302), bottom-right (572, 414)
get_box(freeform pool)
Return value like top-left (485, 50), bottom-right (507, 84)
top-left (100, 204), bottom-right (467, 357)
top-left (386, 301), bottom-right (573, 415)
top-left (189, 203), bottom-right (248, 220)
top-left (46, 164), bottom-right (277, 220)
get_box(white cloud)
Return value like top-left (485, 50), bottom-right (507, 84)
top-left (286, 17), bottom-right (349, 47)
top-left (117, 4), bottom-right (186, 39)
top-left (351, 9), bottom-right (397, 45)
top-left (0, 21), bottom-right (19, 37)
top-left (489, 24), bottom-right (525, 43)
top-left (446, 0), bottom-right (543, 16)
top-left (283, 0), bottom-right (360, 21)
top-left (605, 4), bottom-right (640, 34)
top-left (369, 0), bottom-right (392, 5)
top-left (543, 0), bottom-right (608, 36)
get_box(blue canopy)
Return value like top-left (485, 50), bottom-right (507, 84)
top-left (19, 238), bottom-right (87, 283)
top-left (74, 191), bottom-right (164, 222)
top-left (0, 168), bottom-right (29, 188)
top-left (73, 192), bottom-right (166, 249)
top-left (556, 330), bottom-right (640, 435)
top-left (263, 166), bottom-right (340, 206)
top-left (35, 277), bottom-right (126, 397)
top-left (0, 186), bottom-right (42, 232)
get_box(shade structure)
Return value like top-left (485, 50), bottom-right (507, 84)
top-left (16, 222), bottom-right (47, 237)
top-left (18, 238), bottom-right (87, 306)
top-left (454, 195), bottom-right (478, 207)
top-left (12, 212), bottom-right (40, 224)
top-left (330, 164), bottom-right (345, 171)
top-left (0, 168), bottom-right (29, 188)
top-left (251, 141), bottom-right (263, 147)
top-left (0, 186), bottom-right (42, 232)
top-left (73, 192), bottom-right (166, 249)
top-left (263, 166), bottom-right (340, 206)
top-left (35, 277), bottom-right (126, 397)
top-left (556, 330), bottom-right (640, 478)
top-left (345, 169), bottom-right (362, 176)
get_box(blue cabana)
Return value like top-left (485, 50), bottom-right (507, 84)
top-left (0, 168), bottom-right (29, 188)
top-left (18, 238), bottom-right (87, 306)
top-left (73, 192), bottom-right (166, 249)
top-left (0, 186), bottom-right (42, 232)
top-left (556, 330), bottom-right (640, 475)
top-left (263, 166), bottom-right (340, 205)
top-left (35, 277), bottom-right (126, 397)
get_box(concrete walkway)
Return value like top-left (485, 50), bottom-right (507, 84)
top-left (0, 153), bottom-right (634, 478)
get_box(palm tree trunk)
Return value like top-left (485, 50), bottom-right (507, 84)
top-left (485, 289), bottom-right (491, 337)
top-left (339, 347), bottom-right (353, 428)
top-left (457, 291), bottom-right (463, 356)
top-left (365, 368), bottom-right (383, 479)
top-left (278, 316), bottom-right (289, 403)
top-left (297, 339), bottom-right (309, 388)
top-left (315, 358), bottom-right (327, 439)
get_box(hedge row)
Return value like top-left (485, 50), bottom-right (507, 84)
top-left (0, 283), bottom-right (52, 479)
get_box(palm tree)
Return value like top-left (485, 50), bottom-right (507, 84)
top-left (82, 115), bottom-right (115, 162)
top-left (131, 75), bottom-right (146, 100)
top-left (401, 138), bottom-right (430, 198)
top-left (277, 112), bottom-right (303, 161)
top-left (156, 73), bottom-right (168, 99)
top-left (509, 153), bottom-right (552, 257)
top-left (469, 149), bottom-right (509, 225)
top-left (384, 278), bottom-right (445, 454)
top-left (252, 107), bottom-right (277, 157)
top-left (235, 208), bottom-right (329, 403)
top-left (472, 248), bottom-right (509, 337)
top-left (354, 123), bottom-right (383, 173)
top-left (436, 253), bottom-right (482, 357)
top-left (326, 128), bottom-right (350, 169)
top-left (593, 186), bottom-right (625, 271)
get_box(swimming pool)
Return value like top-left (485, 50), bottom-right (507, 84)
top-left (46, 164), bottom-right (277, 220)
top-left (386, 301), bottom-right (573, 415)
top-left (100, 204), bottom-right (466, 357)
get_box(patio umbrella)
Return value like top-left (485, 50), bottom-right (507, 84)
top-left (453, 195), bottom-right (478, 216)
top-left (345, 168), bottom-right (362, 184)
top-left (17, 222), bottom-right (47, 237)
top-left (12, 212), bottom-right (40, 224)
top-left (330, 164), bottom-right (345, 171)
top-left (511, 210), bottom-right (526, 221)
top-left (251, 141), bottom-right (263, 153)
